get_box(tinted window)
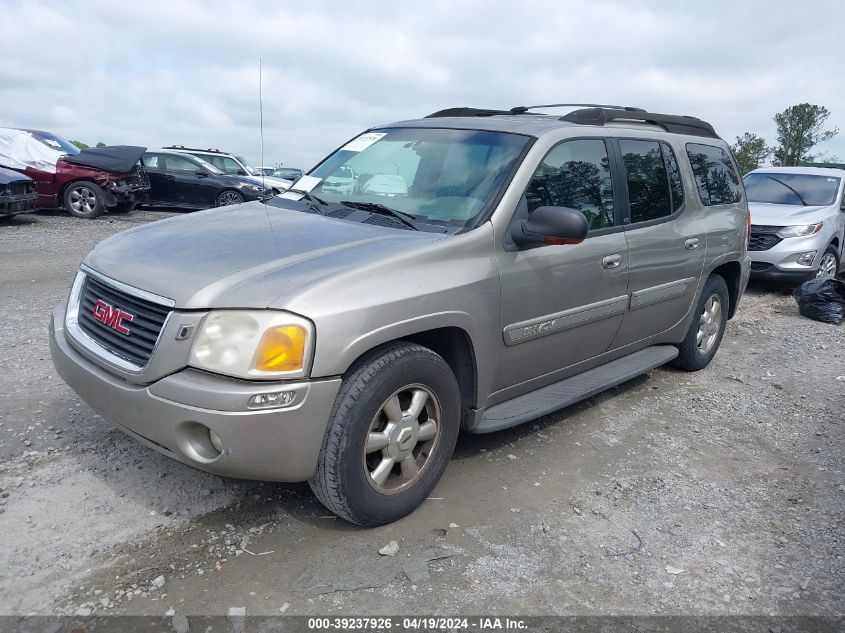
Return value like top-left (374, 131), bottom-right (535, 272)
top-left (525, 139), bottom-right (614, 230)
top-left (619, 139), bottom-right (674, 223)
top-left (743, 172), bottom-right (841, 206)
top-left (162, 155), bottom-right (199, 172)
top-left (662, 142), bottom-right (685, 212)
top-left (686, 143), bottom-right (742, 206)
top-left (143, 154), bottom-right (161, 169)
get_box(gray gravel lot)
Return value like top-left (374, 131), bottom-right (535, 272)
top-left (0, 209), bottom-right (843, 618)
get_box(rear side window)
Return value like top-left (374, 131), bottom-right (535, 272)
top-left (526, 139), bottom-right (614, 230)
top-left (686, 143), bottom-right (742, 206)
top-left (619, 139), bottom-right (684, 223)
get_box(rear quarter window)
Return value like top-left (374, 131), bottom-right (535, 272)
top-left (686, 143), bottom-right (743, 206)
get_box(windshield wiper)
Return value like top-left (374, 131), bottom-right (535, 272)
top-left (340, 200), bottom-right (421, 231)
top-left (287, 189), bottom-right (329, 214)
top-left (764, 176), bottom-right (808, 206)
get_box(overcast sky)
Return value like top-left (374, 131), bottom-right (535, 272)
top-left (2, 0), bottom-right (844, 170)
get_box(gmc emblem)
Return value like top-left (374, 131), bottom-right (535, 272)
top-left (92, 299), bottom-right (134, 335)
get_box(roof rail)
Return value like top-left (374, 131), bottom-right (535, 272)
top-left (509, 103), bottom-right (644, 114)
top-left (561, 107), bottom-right (718, 138)
top-left (162, 145), bottom-right (225, 154)
top-left (425, 107), bottom-right (513, 118)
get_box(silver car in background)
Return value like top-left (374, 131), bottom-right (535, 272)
top-left (745, 167), bottom-right (845, 282)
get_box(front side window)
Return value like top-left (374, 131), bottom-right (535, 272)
top-left (743, 172), bottom-right (841, 207)
top-left (308, 127), bottom-right (530, 228)
top-left (525, 139), bottom-right (614, 230)
top-left (686, 143), bottom-right (743, 206)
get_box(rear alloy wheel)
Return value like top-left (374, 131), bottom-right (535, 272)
top-left (216, 190), bottom-right (244, 206)
top-left (816, 247), bottom-right (839, 278)
top-left (672, 274), bottom-right (729, 371)
top-left (64, 181), bottom-right (105, 219)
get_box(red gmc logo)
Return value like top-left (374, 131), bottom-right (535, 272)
top-left (92, 299), bottom-right (134, 335)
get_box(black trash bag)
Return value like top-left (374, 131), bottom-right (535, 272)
top-left (793, 277), bottom-right (845, 325)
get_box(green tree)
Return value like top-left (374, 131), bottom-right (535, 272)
top-left (731, 132), bottom-right (770, 174)
top-left (772, 103), bottom-right (839, 166)
top-left (96, 141), bottom-right (106, 147)
top-left (69, 140), bottom-right (89, 150)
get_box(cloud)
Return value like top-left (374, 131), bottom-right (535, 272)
top-left (1, 0), bottom-right (844, 168)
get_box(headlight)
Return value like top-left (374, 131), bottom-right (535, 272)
top-left (777, 223), bottom-right (823, 238)
top-left (189, 310), bottom-right (314, 379)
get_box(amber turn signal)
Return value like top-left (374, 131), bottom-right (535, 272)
top-left (254, 325), bottom-right (307, 372)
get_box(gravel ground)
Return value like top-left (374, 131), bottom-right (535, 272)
top-left (0, 209), bottom-right (843, 619)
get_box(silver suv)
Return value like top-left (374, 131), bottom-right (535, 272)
top-left (745, 166), bottom-right (845, 282)
top-left (50, 105), bottom-right (750, 525)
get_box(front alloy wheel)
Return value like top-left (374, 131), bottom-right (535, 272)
top-left (364, 385), bottom-right (441, 494)
top-left (817, 249), bottom-right (839, 278)
top-left (217, 190), bottom-right (244, 206)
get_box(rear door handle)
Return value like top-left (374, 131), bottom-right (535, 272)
top-left (601, 254), bottom-right (623, 269)
top-left (684, 238), bottom-right (700, 250)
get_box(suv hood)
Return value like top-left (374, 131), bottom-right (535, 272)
top-left (749, 201), bottom-right (828, 226)
top-left (83, 201), bottom-right (448, 309)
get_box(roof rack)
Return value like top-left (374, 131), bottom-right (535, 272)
top-left (163, 145), bottom-right (225, 153)
top-left (561, 107), bottom-right (718, 138)
top-left (423, 105), bottom-right (719, 138)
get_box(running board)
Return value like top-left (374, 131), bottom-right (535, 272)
top-left (474, 345), bottom-right (678, 434)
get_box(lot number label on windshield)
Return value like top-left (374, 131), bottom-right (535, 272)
top-left (341, 132), bottom-right (386, 153)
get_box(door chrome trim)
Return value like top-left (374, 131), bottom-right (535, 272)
top-left (503, 295), bottom-right (628, 346)
top-left (629, 277), bottom-right (697, 310)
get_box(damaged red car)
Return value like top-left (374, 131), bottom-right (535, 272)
top-left (0, 128), bottom-right (150, 218)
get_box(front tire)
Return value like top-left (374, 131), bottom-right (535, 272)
top-left (816, 246), bottom-right (839, 278)
top-left (672, 274), bottom-right (729, 372)
top-left (309, 342), bottom-right (461, 526)
top-left (216, 190), bottom-right (244, 206)
top-left (63, 181), bottom-right (105, 219)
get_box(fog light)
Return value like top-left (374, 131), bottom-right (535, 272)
top-left (797, 251), bottom-right (817, 266)
top-left (208, 429), bottom-right (224, 454)
top-left (248, 390), bottom-right (296, 410)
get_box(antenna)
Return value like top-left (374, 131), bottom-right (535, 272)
top-left (259, 58), bottom-right (266, 197)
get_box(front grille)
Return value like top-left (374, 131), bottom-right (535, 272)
top-left (77, 275), bottom-right (170, 366)
top-left (749, 225), bottom-right (783, 251)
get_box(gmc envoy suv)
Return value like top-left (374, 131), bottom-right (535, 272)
top-left (50, 105), bottom-right (750, 525)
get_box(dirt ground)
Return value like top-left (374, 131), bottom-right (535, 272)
top-left (1, 209), bottom-right (843, 619)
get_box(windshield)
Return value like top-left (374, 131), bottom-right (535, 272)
top-left (743, 172), bottom-right (841, 206)
top-left (235, 156), bottom-right (257, 176)
top-left (307, 127), bottom-right (530, 227)
top-left (30, 131), bottom-right (80, 155)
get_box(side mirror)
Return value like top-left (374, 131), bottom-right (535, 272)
top-left (511, 206), bottom-right (589, 249)
top-left (237, 169), bottom-right (247, 176)
top-left (195, 170), bottom-right (208, 177)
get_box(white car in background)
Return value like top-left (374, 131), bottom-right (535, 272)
top-left (745, 167), bottom-right (845, 283)
top-left (164, 146), bottom-right (293, 193)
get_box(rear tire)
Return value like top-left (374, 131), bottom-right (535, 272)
top-left (309, 342), bottom-right (461, 526)
top-left (63, 181), bottom-right (105, 219)
top-left (672, 274), bottom-right (729, 372)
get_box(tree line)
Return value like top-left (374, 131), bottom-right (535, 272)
top-left (731, 103), bottom-right (839, 175)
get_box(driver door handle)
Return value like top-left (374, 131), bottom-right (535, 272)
top-left (601, 254), bottom-right (623, 269)
top-left (684, 238), bottom-right (700, 250)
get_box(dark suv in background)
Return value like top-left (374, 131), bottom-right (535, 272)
top-left (142, 150), bottom-right (269, 209)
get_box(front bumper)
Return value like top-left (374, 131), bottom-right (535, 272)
top-left (750, 263), bottom-right (815, 284)
top-left (49, 302), bottom-right (341, 481)
top-left (0, 191), bottom-right (38, 216)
